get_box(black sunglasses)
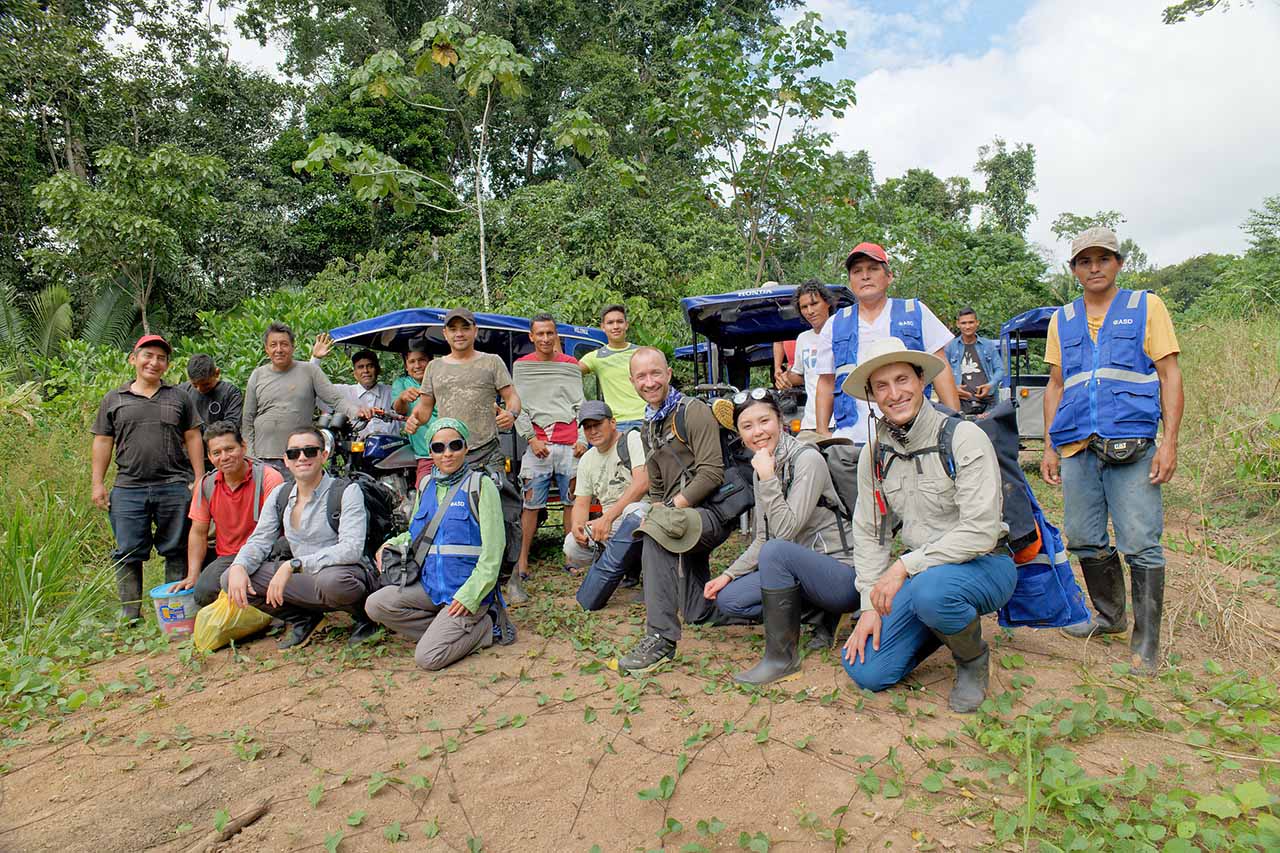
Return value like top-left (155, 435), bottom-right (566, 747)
top-left (284, 445), bottom-right (323, 460)
top-left (732, 387), bottom-right (776, 406)
top-left (430, 438), bottom-right (467, 454)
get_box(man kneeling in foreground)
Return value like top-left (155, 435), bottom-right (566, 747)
top-left (367, 419), bottom-right (504, 671)
top-left (841, 339), bottom-right (1015, 712)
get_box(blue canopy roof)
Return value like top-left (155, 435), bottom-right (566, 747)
top-left (1000, 307), bottom-right (1058, 339)
top-left (329, 308), bottom-right (608, 363)
top-left (681, 285), bottom-right (856, 344)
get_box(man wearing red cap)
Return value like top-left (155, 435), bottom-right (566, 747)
top-left (815, 243), bottom-right (960, 444)
top-left (91, 335), bottom-right (206, 620)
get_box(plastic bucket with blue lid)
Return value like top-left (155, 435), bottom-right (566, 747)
top-left (149, 581), bottom-right (202, 636)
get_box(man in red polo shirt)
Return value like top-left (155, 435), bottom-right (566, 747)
top-left (177, 420), bottom-right (284, 606)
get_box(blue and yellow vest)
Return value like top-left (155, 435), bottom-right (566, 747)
top-left (411, 474), bottom-right (494, 608)
top-left (830, 298), bottom-right (925, 430)
top-left (1048, 289), bottom-right (1161, 448)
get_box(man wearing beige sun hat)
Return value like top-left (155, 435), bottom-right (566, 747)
top-left (837, 338), bottom-right (1015, 713)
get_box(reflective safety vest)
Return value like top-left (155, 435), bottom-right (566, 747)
top-left (411, 473), bottom-right (494, 608)
top-left (1048, 289), bottom-right (1161, 448)
top-left (830, 298), bottom-right (925, 430)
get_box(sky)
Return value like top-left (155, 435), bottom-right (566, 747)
top-left (216, 0), bottom-right (1280, 269)
top-left (788, 0), bottom-right (1280, 267)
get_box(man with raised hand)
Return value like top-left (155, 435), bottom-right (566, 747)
top-left (511, 313), bottom-right (587, 598)
top-left (224, 427), bottom-right (378, 649)
top-left (566, 400), bottom-right (649, 610)
top-left (841, 339), bottom-right (1014, 713)
top-left (1042, 227), bottom-right (1183, 675)
top-left (815, 243), bottom-right (959, 444)
top-left (91, 335), bottom-right (205, 620)
top-left (310, 336), bottom-right (400, 438)
top-left (616, 347), bottom-right (729, 675)
top-left (242, 322), bottom-right (370, 471)
top-left (579, 303), bottom-right (647, 432)
top-left (944, 307), bottom-right (1004, 416)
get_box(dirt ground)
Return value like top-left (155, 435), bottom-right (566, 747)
top-left (2, 528), bottom-right (1279, 853)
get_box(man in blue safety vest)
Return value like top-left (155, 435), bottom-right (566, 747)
top-left (1041, 227), bottom-right (1184, 675)
top-left (814, 242), bottom-right (960, 445)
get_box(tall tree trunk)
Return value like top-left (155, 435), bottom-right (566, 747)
top-left (474, 87), bottom-right (494, 311)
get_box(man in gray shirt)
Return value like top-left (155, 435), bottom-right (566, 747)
top-left (224, 427), bottom-right (378, 648)
top-left (242, 322), bottom-right (371, 468)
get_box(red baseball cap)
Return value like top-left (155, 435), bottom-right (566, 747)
top-left (844, 242), bottom-right (890, 271)
top-left (133, 334), bottom-right (172, 354)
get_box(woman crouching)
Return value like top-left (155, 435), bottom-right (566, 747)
top-left (368, 418), bottom-right (505, 670)
top-left (703, 388), bottom-right (860, 685)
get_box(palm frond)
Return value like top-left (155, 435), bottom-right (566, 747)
top-left (82, 282), bottom-right (140, 350)
top-left (26, 285), bottom-right (73, 362)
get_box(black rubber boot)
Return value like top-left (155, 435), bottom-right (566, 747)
top-left (164, 558), bottom-right (186, 584)
top-left (1129, 565), bottom-right (1165, 675)
top-left (734, 585), bottom-right (802, 685)
top-left (805, 610), bottom-right (842, 651)
top-left (933, 619), bottom-right (989, 713)
top-left (1061, 551), bottom-right (1128, 638)
top-left (116, 561), bottom-right (144, 621)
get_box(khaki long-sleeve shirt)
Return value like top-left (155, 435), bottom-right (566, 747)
top-left (852, 403), bottom-right (1006, 597)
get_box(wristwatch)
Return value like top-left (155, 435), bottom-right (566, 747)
top-left (289, 558), bottom-right (303, 573)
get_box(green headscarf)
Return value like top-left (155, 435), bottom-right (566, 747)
top-left (427, 418), bottom-right (472, 486)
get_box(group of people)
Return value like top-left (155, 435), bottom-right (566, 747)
top-left (90, 225), bottom-right (1183, 708)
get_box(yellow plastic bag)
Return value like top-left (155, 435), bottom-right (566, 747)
top-left (192, 592), bottom-right (272, 652)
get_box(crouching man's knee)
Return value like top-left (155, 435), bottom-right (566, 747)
top-left (842, 656), bottom-right (899, 693)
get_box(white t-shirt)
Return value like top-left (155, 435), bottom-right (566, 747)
top-left (788, 327), bottom-right (834, 430)
top-left (818, 299), bottom-right (954, 442)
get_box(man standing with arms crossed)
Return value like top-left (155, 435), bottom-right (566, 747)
top-left (815, 243), bottom-right (959, 443)
top-left (91, 335), bottom-right (205, 620)
top-left (1042, 227), bottom-right (1183, 675)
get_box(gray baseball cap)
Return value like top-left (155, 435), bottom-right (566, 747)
top-left (1070, 227), bottom-right (1122, 262)
top-left (579, 400), bottom-right (614, 423)
top-left (443, 307), bottom-right (476, 326)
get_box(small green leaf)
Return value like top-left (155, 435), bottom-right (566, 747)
top-left (213, 809), bottom-right (228, 832)
top-left (676, 752), bottom-right (689, 776)
top-left (793, 735), bottom-right (813, 750)
top-left (308, 784), bottom-right (324, 808)
top-left (346, 809), bottom-right (367, 826)
top-left (410, 775), bottom-right (431, 790)
top-left (697, 817), bottom-right (726, 836)
top-left (64, 690), bottom-right (88, 711)
top-left (467, 836), bottom-right (483, 853)
top-left (583, 706), bottom-right (597, 723)
top-left (384, 822), bottom-right (407, 843)
top-left (754, 726), bottom-right (769, 744)
top-left (921, 772), bottom-right (944, 793)
top-left (324, 829), bottom-right (344, 853)
top-left (424, 817), bottom-right (441, 838)
top-left (418, 744), bottom-right (434, 759)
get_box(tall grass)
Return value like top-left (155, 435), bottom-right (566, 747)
top-left (1174, 311), bottom-right (1280, 517)
top-left (0, 486), bottom-right (115, 656)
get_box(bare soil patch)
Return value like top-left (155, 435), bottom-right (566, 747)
top-left (2, 532), bottom-right (1279, 853)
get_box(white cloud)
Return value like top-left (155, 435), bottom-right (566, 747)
top-left (817, 0), bottom-right (1280, 266)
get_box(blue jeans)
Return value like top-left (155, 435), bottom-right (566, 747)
top-left (615, 419), bottom-right (645, 434)
top-left (1060, 443), bottom-right (1165, 571)
top-left (576, 507), bottom-right (646, 611)
top-left (842, 553), bottom-right (1016, 692)
top-left (760, 540), bottom-right (861, 613)
top-left (108, 482), bottom-right (192, 567)
top-left (717, 573), bottom-right (762, 619)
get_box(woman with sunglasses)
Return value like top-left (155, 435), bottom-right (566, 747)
top-left (365, 419), bottom-right (508, 670)
top-left (703, 389), bottom-right (859, 685)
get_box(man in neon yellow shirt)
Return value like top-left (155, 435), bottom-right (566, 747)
top-left (579, 304), bottom-right (647, 432)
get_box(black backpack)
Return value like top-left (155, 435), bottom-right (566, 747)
top-left (645, 398), bottom-right (755, 526)
top-left (271, 471), bottom-right (398, 563)
top-left (463, 470), bottom-right (523, 586)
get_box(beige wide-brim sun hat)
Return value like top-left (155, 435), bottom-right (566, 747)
top-left (841, 337), bottom-right (947, 401)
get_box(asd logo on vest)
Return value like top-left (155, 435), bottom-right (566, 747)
top-left (1112, 318), bottom-right (1135, 325)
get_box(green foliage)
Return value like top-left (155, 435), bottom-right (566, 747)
top-left (30, 145), bottom-right (226, 333)
top-left (975, 137), bottom-right (1037, 236)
